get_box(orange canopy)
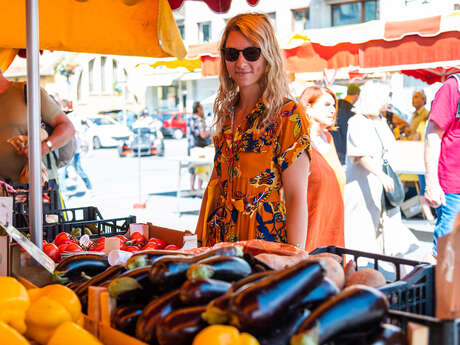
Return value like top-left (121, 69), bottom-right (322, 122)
top-left (0, 0), bottom-right (186, 60)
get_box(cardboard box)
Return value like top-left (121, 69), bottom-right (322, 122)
top-left (129, 223), bottom-right (197, 249)
top-left (401, 195), bottom-right (422, 219)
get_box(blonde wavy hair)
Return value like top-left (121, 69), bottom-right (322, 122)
top-left (213, 13), bottom-right (291, 133)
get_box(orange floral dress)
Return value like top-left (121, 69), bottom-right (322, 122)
top-left (196, 99), bottom-right (311, 247)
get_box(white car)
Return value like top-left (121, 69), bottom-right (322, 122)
top-left (83, 116), bottom-right (132, 149)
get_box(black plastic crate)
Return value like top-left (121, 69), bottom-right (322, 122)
top-left (388, 310), bottom-right (460, 345)
top-left (310, 246), bottom-right (434, 315)
top-left (17, 206), bottom-right (136, 242)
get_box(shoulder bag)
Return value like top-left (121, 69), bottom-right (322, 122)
top-left (374, 120), bottom-right (405, 209)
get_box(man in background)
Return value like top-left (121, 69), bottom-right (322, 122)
top-left (424, 75), bottom-right (460, 256)
top-left (331, 83), bottom-right (360, 166)
top-left (409, 90), bottom-right (430, 140)
top-left (0, 67), bottom-right (75, 190)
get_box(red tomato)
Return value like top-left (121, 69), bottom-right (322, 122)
top-left (42, 240), bottom-right (48, 247)
top-left (54, 232), bottom-right (71, 246)
top-left (43, 243), bottom-right (60, 262)
top-left (147, 237), bottom-right (166, 249)
top-left (91, 243), bottom-right (105, 252)
top-left (164, 244), bottom-right (180, 251)
top-left (123, 246), bottom-right (139, 253)
top-left (95, 237), bottom-right (106, 244)
top-left (142, 243), bottom-right (161, 251)
top-left (130, 232), bottom-right (146, 244)
top-left (115, 235), bottom-right (128, 243)
top-left (64, 243), bottom-right (83, 252)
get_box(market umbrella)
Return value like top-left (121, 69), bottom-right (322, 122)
top-left (168, 0), bottom-right (259, 13)
top-left (401, 63), bottom-right (460, 84)
top-left (0, 0), bottom-right (186, 248)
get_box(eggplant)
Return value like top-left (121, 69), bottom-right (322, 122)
top-left (291, 285), bottom-right (389, 345)
top-left (52, 253), bottom-right (110, 284)
top-left (180, 278), bottom-right (231, 305)
top-left (108, 267), bottom-right (157, 307)
top-left (259, 310), bottom-right (310, 345)
top-left (295, 277), bottom-right (340, 311)
top-left (76, 265), bottom-right (127, 313)
top-left (126, 251), bottom-right (190, 270)
top-left (227, 259), bottom-right (325, 335)
top-left (201, 270), bottom-right (274, 325)
top-left (155, 306), bottom-right (208, 345)
top-left (135, 290), bottom-right (183, 344)
top-left (187, 256), bottom-right (252, 282)
top-left (111, 304), bottom-right (144, 337)
top-left (149, 246), bottom-right (244, 292)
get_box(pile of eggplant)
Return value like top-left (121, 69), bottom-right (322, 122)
top-left (58, 248), bottom-right (407, 345)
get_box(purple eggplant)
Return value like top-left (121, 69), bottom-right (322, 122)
top-left (291, 285), bottom-right (389, 345)
top-left (295, 277), bottom-right (339, 311)
top-left (126, 251), bottom-right (191, 270)
top-left (52, 253), bottom-right (109, 284)
top-left (135, 290), bottom-right (183, 344)
top-left (180, 278), bottom-right (231, 305)
top-left (111, 304), bottom-right (143, 337)
top-left (201, 270), bottom-right (273, 325)
top-left (228, 259), bottom-right (325, 335)
top-left (149, 246), bottom-right (243, 292)
top-left (187, 256), bottom-right (252, 282)
top-left (259, 310), bottom-right (310, 345)
top-left (155, 306), bottom-right (208, 345)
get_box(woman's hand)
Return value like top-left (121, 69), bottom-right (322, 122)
top-left (379, 173), bottom-right (395, 193)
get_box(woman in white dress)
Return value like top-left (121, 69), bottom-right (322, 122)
top-left (345, 81), bottom-right (419, 256)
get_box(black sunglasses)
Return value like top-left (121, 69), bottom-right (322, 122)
top-left (221, 47), bottom-right (262, 62)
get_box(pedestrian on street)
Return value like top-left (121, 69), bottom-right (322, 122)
top-left (299, 85), bottom-right (345, 252)
top-left (331, 83), bottom-right (360, 166)
top-left (424, 75), bottom-right (460, 256)
top-left (195, 13), bottom-right (311, 249)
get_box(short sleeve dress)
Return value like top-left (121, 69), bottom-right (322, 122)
top-left (197, 99), bottom-right (311, 247)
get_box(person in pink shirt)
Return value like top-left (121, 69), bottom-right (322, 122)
top-left (424, 75), bottom-right (460, 256)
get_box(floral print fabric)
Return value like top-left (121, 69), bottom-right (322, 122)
top-left (200, 99), bottom-right (311, 246)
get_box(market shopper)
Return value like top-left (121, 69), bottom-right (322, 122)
top-left (345, 81), bottom-right (419, 256)
top-left (299, 86), bottom-right (345, 252)
top-left (195, 13), bottom-right (311, 248)
top-left (330, 83), bottom-right (360, 165)
top-left (187, 101), bottom-right (211, 193)
top-left (409, 90), bottom-right (429, 140)
top-left (424, 75), bottom-right (460, 256)
top-left (0, 67), bottom-right (75, 187)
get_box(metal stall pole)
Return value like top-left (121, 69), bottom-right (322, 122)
top-left (26, 0), bottom-right (43, 249)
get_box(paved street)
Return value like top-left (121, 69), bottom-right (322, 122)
top-left (64, 138), bottom-right (434, 254)
top-left (64, 138), bottom-right (204, 232)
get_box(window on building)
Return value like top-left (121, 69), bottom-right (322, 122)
top-left (176, 19), bottom-right (185, 40)
top-left (101, 56), bottom-right (107, 93)
top-left (198, 22), bottom-right (211, 42)
top-left (331, 0), bottom-right (379, 27)
top-left (292, 8), bottom-right (310, 31)
top-left (88, 58), bottom-right (95, 94)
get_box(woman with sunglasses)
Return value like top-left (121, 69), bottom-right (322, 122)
top-left (299, 86), bottom-right (345, 252)
top-left (195, 13), bottom-right (311, 249)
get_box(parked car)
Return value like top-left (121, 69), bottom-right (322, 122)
top-left (84, 115), bottom-right (132, 149)
top-left (160, 111), bottom-right (191, 139)
top-left (119, 127), bottom-right (165, 157)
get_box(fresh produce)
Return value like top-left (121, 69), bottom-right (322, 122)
top-left (180, 278), bottom-right (231, 305)
top-left (346, 268), bottom-right (386, 288)
top-left (47, 321), bottom-right (103, 345)
top-left (314, 256), bottom-right (345, 289)
top-left (25, 285), bottom-right (82, 345)
top-left (164, 244), bottom-right (181, 250)
top-left (111, 304), bottom-right (143, 337)
top-left (0, 321), bottom-right (30, 345)
top-left (291, 285), bottom-right (389, 345)
top-left (43, 243), bottom-right (60, 263)
top-left (0, 276), bottom-right (30, 334)
top-left (187, 256), bottom-right (252, 282)
top-left (135, 290), bottom-right (183, 343)
top-left (155, 306), bottom-right (208, 345)
top-left (126, 250), bottom-right (188, 270)
top-left (228, 259), bottom-right (325, 334)
top-left (258, 310), bottom-right (310, 345)
top-left (192, 325), bottom-right (260, 345)
top-left (202, 271), bottom-right (274, 325)
top-left (54, 232), bottom-right (73, 246)
top-left (295, 277), bottom-right (340, 311)
top-left (108, 276), bottom-right (155, 307)
top-left (344, 259), bottom-right (357, 283)
top-left (150, 246), bottom-right (244, 291)
top-left (52, 253), bottom-right (110, 284)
